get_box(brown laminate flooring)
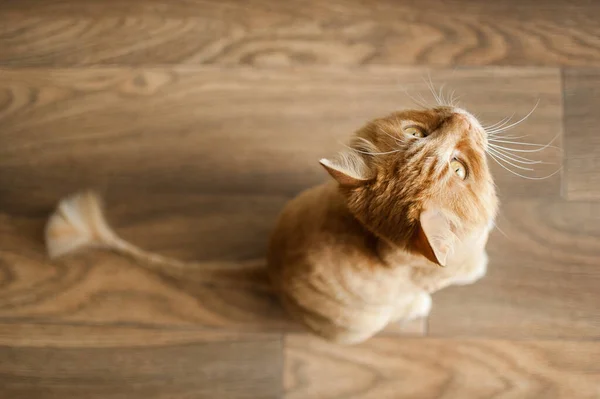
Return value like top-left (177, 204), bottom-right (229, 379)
top-left (1, 1), bottom-right (599, 398)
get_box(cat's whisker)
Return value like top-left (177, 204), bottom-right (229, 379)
top-left (354, 148), bottom-right (402, 156)
top-left (483, 114), bottom-right (515, 131)
top-left (449, 89), bottom-right (460, 107)
top-left (402, 88), bottom-right (429, 109)
top-left (487, 148), bottom-right (535, 171)
top-left (438, 83), bottom-right (447, 106)
top-left (489, 138), bottom-right (555, 147)
top-left (416, 92), bottom-right (430, 108)
top-left (489, 134), bottom-right (530, 140)
top-left (341, 138), bottom-right (403, 156)
top-left (489, 144), bottom-right (559, 154)
top-left (487, 152), bottom-right (536, 178)
top-left (488, 132), bottom-right (561, 153)
top-left (423, 76), bottom-right (435, 103)
top-left (492, 221), bottom-right (509, 239)
top-left (489, 146), bottom-right (545, 165)
top-left (488, 130), bottom-right (516, 138)
top-left (493, 147), bottom-right (552, 165)
top-left (488, 151), bottom-right (528, 178)
top-left (397, 76), bottom-right (431, 109)
top-left (381, 129), bottom-right (404, 145)
top-left (486, 111), bottom-right (536, 133)
top-left (486, 99), bottom-right (540, 135)
top-left (424, 73), bottom-right (443, 105)
top-left (488, 123), bottom-right (527, 134)
top-left (488, 151), bottom-right (563, 180)
top-left (484, 118), bottom-right (510, 131)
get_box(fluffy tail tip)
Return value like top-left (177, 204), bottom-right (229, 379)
top-left (45, 191), bottom-right (118, 259)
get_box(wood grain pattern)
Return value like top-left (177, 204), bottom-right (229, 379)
top-left (0, 66), bottom-right (562, 217)
top-left (429, 199), bottom-right (600, 339)
top-left (563, 69), bottom-right (600, 200)
top-left (1, 0), bottom-right (599, 67)
top-left (284, 334), bottom-right (600, 399)
top-left (1, 0), bottom-right (599, 396)
top-left (0, 323), bottom-right (282, 399)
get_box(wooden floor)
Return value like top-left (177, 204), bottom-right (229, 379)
top-left (1, 1), bottom-right (599, 398)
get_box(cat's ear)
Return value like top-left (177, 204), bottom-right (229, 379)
top-left (319, 150), bottom-right (373, 188)
top-left (413, 208), bottom-right (456, 267)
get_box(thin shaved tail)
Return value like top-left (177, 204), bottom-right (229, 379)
top-left (45, 191), bottom-right (187, 267)
top-left (45, 191), bottom-right (268, 287)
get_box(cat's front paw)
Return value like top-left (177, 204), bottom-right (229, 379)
top-left (407, 292), bottom-right (432, 319)
top-left (390, 292), bottom-right (432, 323)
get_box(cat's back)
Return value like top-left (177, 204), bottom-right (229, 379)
top-left (267, 182), bottom-right (336, 272)
top-left (267, 182), bottom-right (373, 284)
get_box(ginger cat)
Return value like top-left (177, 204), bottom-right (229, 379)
top-left (268, 106), bottom-right (498, 343)
top-left (46, 106), bottom-right (498, 345)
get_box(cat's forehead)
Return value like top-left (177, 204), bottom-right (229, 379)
top-left (396, 107), bottom-right (481, 127)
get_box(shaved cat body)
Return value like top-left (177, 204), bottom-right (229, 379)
top-left (45, 106), bottom-right (497, 345)
top-left (268, 107), bottom-right (498, 344)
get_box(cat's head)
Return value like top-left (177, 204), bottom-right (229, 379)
top-left (321, 107), bottom-right (498, 267)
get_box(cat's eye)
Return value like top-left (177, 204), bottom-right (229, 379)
top-left (404, 126), bottom-right (426, 138)
top-left (450, 158), bottom-right (467, 180)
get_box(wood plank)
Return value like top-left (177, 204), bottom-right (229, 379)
top-left (0, 205), bottom-right (424, 335)
top-left (563, 68), bottom-right (600, 200)
top-left (0, 66), bottom-right (562, 216)
top-left (0, 323), bottom-right (282, 399)
top-left (1, 0), bottom-right (599, 67)
top-left (284, 334), bottom-right (600, 399)
top-left (429, 200), bottom-right (600, 339)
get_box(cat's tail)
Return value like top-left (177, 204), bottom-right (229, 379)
top-left (45, 191), bottom-right (174, 264)
top-left (45, 191), bottom-right (267, 286)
